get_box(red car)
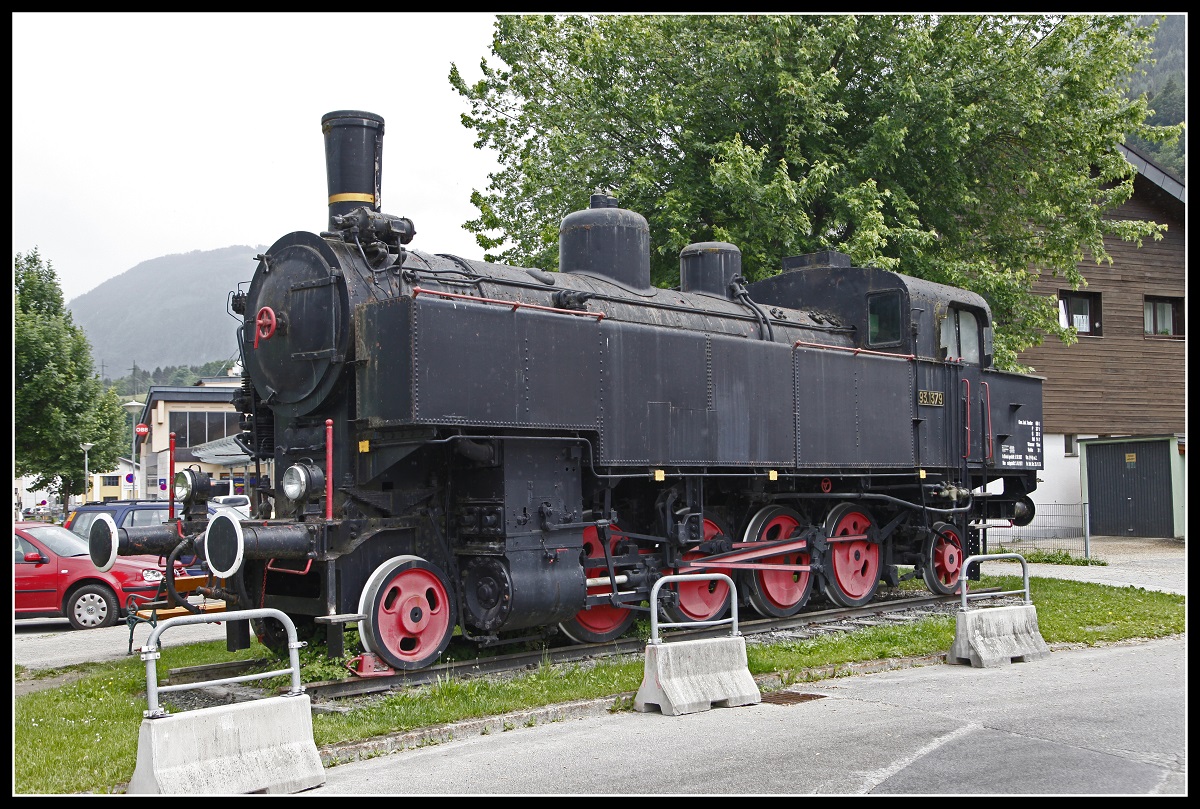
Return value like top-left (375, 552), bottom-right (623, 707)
top-left (14, 521), bottom-right (182, 630)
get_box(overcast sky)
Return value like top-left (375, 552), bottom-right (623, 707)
top-left (12, 12), bottom-right (502, 303)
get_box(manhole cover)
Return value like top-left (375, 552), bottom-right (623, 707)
top-left (760, 691), bottom-right (825, 705)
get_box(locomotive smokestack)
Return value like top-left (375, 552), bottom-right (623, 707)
top-left (321, 110), bottom-right (385, 231)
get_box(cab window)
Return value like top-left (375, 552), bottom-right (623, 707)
top-left (868, 290), bottom-right (903, 346)
top-left (941, 307), bottom-right (982, 364)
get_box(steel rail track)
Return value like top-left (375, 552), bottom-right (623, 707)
top-left (165, 591), bottom-right (967, 701)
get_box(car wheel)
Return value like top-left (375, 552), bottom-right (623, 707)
top-left (67, 584), bottom-right (119, 630)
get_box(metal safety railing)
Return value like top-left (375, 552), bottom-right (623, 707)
top-left (958, 553), bottom-right (1033, 612)
top-left (646, 573), bottom-right (741, 644)
top-left (138, 608), bottom-right (307, 719)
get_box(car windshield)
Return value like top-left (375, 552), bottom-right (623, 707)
top-left (68, 512), bottom-right (98, 538)
top-left (23, 525), bottom-right (91, 557)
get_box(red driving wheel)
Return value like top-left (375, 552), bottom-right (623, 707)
top-left (662, 514), bottom-right (733, 624)
top-left (558, 524), bottom-right (637, 644)
top-left (742, 505), bottom-right (813, 618)
top-left (822, 504), bottom-right (881, 608)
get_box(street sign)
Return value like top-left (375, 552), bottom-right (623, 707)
top-left (126, 473), bottom-right (135, 483)
top-left (135, 423), bottom-right (150, 437)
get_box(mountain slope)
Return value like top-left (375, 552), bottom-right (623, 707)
top-left (68, 245), bottom-right (265, 377)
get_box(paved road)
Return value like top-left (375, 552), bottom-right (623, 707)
top-left (13, 614), bottom-right (230, 677)
top-left (301, 534), bottom-right (1187, 795)
top-left (981, 535), bottom-right (1186, 597)
top-left (302, 635), bottom-right (1186, 795)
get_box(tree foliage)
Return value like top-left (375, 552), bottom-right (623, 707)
top-left (451, 14), bottom-right (1182, 370)
top-left (106, 358), bottom-right (237, 397)
top-left (1125, 14), bottom-right (1185, 180)
top-left (14, 249), bottom-right (125, 503)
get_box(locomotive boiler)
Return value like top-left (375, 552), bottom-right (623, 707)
top-left (92, 110), bottom-right (1044, 671)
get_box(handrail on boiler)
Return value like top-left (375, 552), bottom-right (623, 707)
top-left (413, 286), bottom-right (606, 319)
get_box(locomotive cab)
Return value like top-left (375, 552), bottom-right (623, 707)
top-left (748, 250), bottom-right (995, 368)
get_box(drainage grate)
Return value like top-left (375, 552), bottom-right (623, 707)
top-left (760, 691), bottom-right (825, 705)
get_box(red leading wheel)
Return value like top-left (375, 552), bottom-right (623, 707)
top-left (923, 521), bottom-right (964, 595)
top-left (822, 504), bottom-right (881, 608)
top-left (558, 524), bottom-right (637, 644)
top-left (741, 505), bottom-right (814, 618)
top-left (662, 514), bottom-right (733, 624)
top-left (358, 555), bottom-right (456, 670)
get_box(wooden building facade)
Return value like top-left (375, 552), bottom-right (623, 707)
top-left (1020, 144), bottom-right (1185, 437)
top-left (1016, 143), bottom-right (1185, 537)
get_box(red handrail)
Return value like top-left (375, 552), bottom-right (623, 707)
top-left (325, 419), bottom-right (334, 521)
top-left (981, 381), bottom-right (994, 461)
top-left (168, 432), bottom-right (176, 520)
top-left (792, 340), bottom-right (915, 360)
top-left (413, 287), bottom-right (605, 319)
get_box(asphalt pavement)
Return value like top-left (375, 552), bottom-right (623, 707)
top-left (13, 612), bottom-right (231, 680)
top-left (12, 535), bottom-right (1187, 794)
top-left (302, 635), bottom-right (1187, 795)
top-left (297, 534), bottom-right (1187, 796)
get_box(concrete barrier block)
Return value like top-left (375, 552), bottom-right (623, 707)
top-left (635, 635), bottom-right (761, 716)
top-left (948, 604), bottom-right (1052, 668)
top-left (126, 694), bottom-right (325, 794)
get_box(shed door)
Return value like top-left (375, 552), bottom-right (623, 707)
top-left (1086, 441), bottom-right (1173, 537)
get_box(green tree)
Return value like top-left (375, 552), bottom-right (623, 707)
top-left (451, 14), bottom-right (1182, 370)
top-left (14, 249), bottom-right (125, 506)
top-left (1125, 14), bottom-right (1186, 180)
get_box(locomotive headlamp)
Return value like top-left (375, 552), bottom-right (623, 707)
top-left (1011, 495), bottom-right (1036, 527)
top-left (173, 468), bottom-right (212, 506)
top-left (281, 461), bottom-right (325, 503)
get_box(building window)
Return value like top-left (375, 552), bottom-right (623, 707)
top-left (1058, 290), bottom-right (1102, 336)
top-left (1064, 434), bottom-right (1077, 457)
top-left (1144, 296), bottom-right (1184, 338)
top-left (101, 475), bottom-right (120, 487)
top-left (167, 410), bottom-right (238, 448)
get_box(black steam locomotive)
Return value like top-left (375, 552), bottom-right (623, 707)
top-left (92, 110), bottom-right (1043, 671)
